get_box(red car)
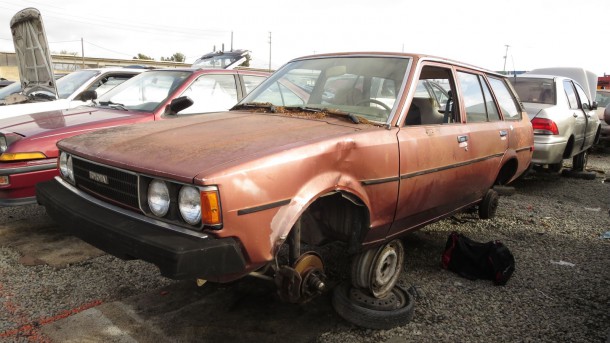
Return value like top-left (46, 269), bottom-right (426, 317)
top-left (0, 68), bottom-right (268, 206)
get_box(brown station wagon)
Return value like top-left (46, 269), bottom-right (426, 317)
top-left (36, 52), bottom-right (533, 329)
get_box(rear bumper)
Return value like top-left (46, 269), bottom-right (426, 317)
top-left (36, 177), bottom-right (247, 280)
top-left (532, 138), bottom-right (566, 165)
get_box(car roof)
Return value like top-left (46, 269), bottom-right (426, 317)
top-left (289, 51), bottom-right (505, 78)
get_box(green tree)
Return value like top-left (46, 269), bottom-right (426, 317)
top-left (161, 52), bottom-right (185, 62)
top-left (133, 53), bottom-right (154, 60)
top-left (239, 52), bottom-right (251, 67)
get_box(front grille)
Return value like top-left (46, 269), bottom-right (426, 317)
top-left (73, 157), bottom-right (139, 210)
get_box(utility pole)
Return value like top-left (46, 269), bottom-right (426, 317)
top-left (81, 37), bottom-right (85, 68)
top-left (268, 32), bottom-right (272, 72)
top-left (230, 31), bottom-right (233, 51)
top-left (503, 44), bottom-right (510, 74)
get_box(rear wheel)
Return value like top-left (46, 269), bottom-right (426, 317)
top-left (572, 149), bottom-right (589, 172)
top-left (548, 162), bottom-right (563, 173)
top-left (478, 189), bottom-right (499, 219)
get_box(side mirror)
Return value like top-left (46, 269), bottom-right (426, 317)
top-left (165, 96), bottom-right (194, 115)
top-left (591, 101), bottom-right (598, 110)
top-left (79, 90), bottom-right (97, 101)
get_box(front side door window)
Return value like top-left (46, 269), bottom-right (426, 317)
top-left (179, 74), bottom-right (238, 114)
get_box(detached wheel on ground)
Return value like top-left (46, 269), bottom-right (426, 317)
top-left (478, 189), bottom-right (499, 219)
top-left (332, 282), bottom-right (415, 330)
top-left (351, 239), bottom-right (404, 298)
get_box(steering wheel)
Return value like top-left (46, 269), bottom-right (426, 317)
top-left (355, 99), bottom-right (392, 112)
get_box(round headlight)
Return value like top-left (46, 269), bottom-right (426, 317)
top-left (179, 186), bottom-right (201, 225)
top-left (59, 152), bottom-right (74, 183)
top-left (148, 180), bottom-right (170, 217)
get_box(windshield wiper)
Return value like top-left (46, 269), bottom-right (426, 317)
top-left (99, 101), bottom-right (127, 111)
top-left (28, 92), bottom-right (56, 101)
top-left (231, 102), bottom-right (275, 111)
top-left (234, 103), bottom-right (367, 124)
top-left (285, 106), bottom-right (362, 124)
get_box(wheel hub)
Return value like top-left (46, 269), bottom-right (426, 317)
top-left (274, 252), bottom-right (326, 303)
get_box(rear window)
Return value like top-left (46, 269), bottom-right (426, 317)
top-left (511, 77), bottom-right (555, 105)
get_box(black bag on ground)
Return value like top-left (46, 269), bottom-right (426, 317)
top-left (441, 231), bottom-right (515, 285)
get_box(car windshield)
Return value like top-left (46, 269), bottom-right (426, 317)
top-left (595, 91), bottom-right (610, 108)
top-left (55, 69), bottom-right (99, 99)
top-left (192, 51), bottom-right (249, 69)
top-left (238, 56), bottom-right (410, 123)
top-left (0, 82), bottom-right (21, 101)
top-left (511, 77), bottom-right (556, 105)
top-left (96, 70), bottom-right (191, 111)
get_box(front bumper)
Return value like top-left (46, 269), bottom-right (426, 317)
top-left (36, 177), bottom-right (247, 280)
top-left (0, 160), bottom-right (57, 206)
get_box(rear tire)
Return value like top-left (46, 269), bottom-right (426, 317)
top-left (478, 189), bottom-right (499, 219)
top-left (548, 162), bottom-right (563, 173)
top-left (572, 149), bottom-right (589, 172)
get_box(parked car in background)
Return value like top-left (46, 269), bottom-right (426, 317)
top-left (37, 52), bottom-right (533, 329)
top-left (511, 68), bottom-right (600, 172)
top-left (0, 68), bottom-right (268, 206)
top-left (3, 8), bottom-right (143, 119)
top-left (0, 78), bottom-right (14, 88)
top-left (0, 67), bottom-right (144, 119)
top-left (595, 89), bottom-right (610, 144)
top-left (0, 82), bottom-right (20, 102)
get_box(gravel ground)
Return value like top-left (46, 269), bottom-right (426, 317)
top-left (1, 149), bottom-right (609, 343)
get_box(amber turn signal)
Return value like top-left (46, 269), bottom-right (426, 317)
top-left (201, 190), bottom-right (221, 225)
top-left (0, 152), bottom-right (47, 161)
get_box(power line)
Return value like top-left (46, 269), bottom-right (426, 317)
top-left (84, 40), bottom-right (134, 58)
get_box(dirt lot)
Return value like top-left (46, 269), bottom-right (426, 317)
top-left (1, 149), bottom-right (609, 343)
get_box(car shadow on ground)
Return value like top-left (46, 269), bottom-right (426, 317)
top-left (42, 275), bottom-right (346, 342)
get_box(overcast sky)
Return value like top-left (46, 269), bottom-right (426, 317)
top-left (0, 0), bottom-right (608, 75)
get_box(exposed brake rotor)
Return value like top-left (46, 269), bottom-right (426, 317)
top-left (275, 252), bottom-right (327, 303)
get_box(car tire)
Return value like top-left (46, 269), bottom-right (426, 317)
top-left (478, 189), bottom-right (499, 219)
top-left (548, 162), bottom-right (563, 173)
top-left (572, 149), bottom-right (588, 172)
top-left (332, 282), bottom-right (415, 330)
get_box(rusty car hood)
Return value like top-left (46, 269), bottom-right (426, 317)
top-left (59, 111), bottom-right (365, 183)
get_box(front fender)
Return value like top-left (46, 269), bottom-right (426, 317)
top-left (270, 170), bottom-right (371, 251)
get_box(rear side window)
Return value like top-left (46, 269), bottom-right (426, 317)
top-left (573, 83), bottom-right (591, 109)
top-left (563, 80), bottom-right (578, 110)
top-left (488, 77), bottom-right (521, 120)
top-left (457, 72), bottom-right (489, 123)
top-left (242, 75), bottom-right (266, 94)
top-left (479, 76), bottom-right (500, 121)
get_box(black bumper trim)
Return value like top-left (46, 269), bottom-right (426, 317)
top-left (36, 178), bottom-right (247, 280)
top-left (0, 160), bottom-right (56, 176)
top-left (0, 196), bottom-right (36, 207)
